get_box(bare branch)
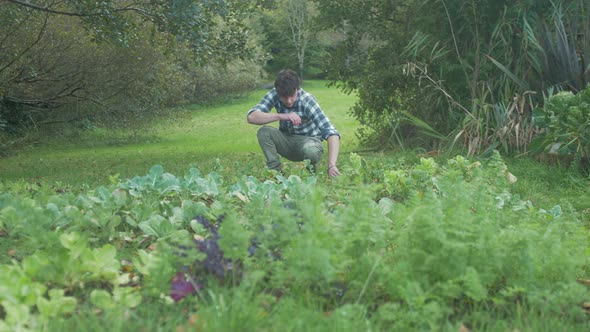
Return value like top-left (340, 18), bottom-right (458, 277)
top-left (14, 65), bottom-right (83, 84)
top-left (4, 0), bottom-right (158, 19)
top-left (0, 13), bottom-right (48, 74)
top-left (3, 95), bottom-right (63, 108)
top-left (0, 8), bottom-right (29, 46)
top-left (5, 0), bottom-right (98, 17)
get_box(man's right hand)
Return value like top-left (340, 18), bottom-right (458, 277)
top-left (328, 165), bottom-right (340, 178)
top-left (282, 112), bottom-right (301, 125)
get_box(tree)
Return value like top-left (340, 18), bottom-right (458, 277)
top-left (0, 0), bottom-right (263, 132)
top-left (285, 0), bottom-right (315, 80)
top-left (252, 0), bottom-right (331, 79)
top-left (313, 0), bottom-right (426, 147)
top-left (3, 0), bottom-right (252, 53)
top-left (313, 0), bottom-right (581, 154)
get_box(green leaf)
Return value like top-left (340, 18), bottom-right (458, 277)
top-left (549, 205), bottom-right (562, 218)
top-left (462, 267), bottom-right (488, 301)
top-left (90, 289), bottom-right (115, 310)
top-left (0, 265), bottom-right (46, 306)
top-left (0, 301), bottom-right (30, 329)
top-left (378, 197), bottom-right (395, 216)
top-left (182, 200), bottom-right (208, 221)
top-left (112, 287), bottom-right (142, 308)
top-left (486, 54), bottom-right (530, 90)
top-left (22, 252), bottom-right (59, 285)
top-left (148, 165), bottom-right (164, 182)
top-left (139, 215), bottom-right (178, 238)
top-left (81, 245), bottom-right (120, 284)
top-left (190, 218), bottom-right (207, 235)
top-left (37, 289), bottom-right (77, 318)
top-left (59, 232), bottom-right (86, 259)
top-left (0, 206), bottom-right (19, 232)
top-left (401, 111), bottom-right (445, 139)
top-left (218, 214), bottom-right (250, 260)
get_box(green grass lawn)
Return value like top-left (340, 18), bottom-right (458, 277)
top-left (0, 80), bottom-right (359, 186)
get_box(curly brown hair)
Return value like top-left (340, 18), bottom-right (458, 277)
top-left (274, 69), bottom-right (300, 97)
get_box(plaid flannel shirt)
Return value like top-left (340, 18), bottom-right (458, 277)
top-left (247, 88), bottom-right (340, 140)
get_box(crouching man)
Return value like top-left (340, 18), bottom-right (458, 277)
top-left (247, 69), bottom-right (341, 177)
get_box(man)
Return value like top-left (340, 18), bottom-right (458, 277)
top-left (247, 69), bottom-right (341, 177)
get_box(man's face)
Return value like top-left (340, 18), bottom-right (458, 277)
top-left (279, 89), bottom-right (299, 108)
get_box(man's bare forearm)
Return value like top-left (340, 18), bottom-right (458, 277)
top-left (327, 135), bottom-right (340, 166)
top-left (247, 111), bottom-right (301, 125)
top-left (247, 111), bottom-right (282, 125)
top-left (327, 135), bottom-right (340, 177)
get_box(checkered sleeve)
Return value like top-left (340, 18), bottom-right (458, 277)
top-left (247, 89), bottom-right (278, 117)
top-left (305, 95), bottom-right (340, 140)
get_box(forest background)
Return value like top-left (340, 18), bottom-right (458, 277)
top-left (1, 0), bottom-right (588, 165)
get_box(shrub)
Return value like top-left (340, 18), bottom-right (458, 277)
top-left (532, 87), bottom-right (590, 162)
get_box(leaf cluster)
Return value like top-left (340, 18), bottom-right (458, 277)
top-left (533, 87), bottom-right (590, 159)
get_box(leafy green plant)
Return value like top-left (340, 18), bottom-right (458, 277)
top-left (1, 153), bottom-right (589, 331)
top-left (532, 88), bottom-right (590, 160)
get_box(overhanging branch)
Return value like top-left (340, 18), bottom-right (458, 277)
top-left (4, 0), bottom-right (157, 19)
top-left (0, 12), bottom-right (48, 74)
